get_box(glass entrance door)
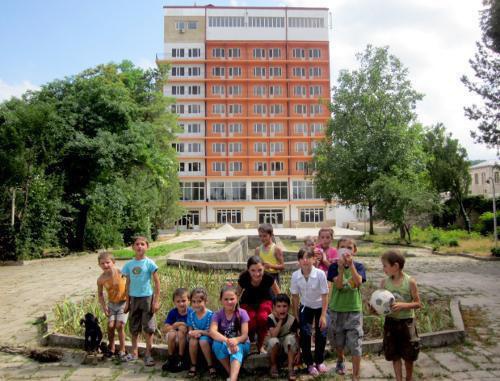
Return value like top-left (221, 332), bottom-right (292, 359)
top-left (258, 209), bottom-right (284, 227)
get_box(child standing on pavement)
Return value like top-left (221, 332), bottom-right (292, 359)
top-left (162, 288), bottom-right (191, 372)
top-left (121, 236), bottom-right (160, 366)
top-left (314, 227), bottom-right (339, 273)
top-left (290, 247), bottom-right (329, 376)
top-left (97, 252), bottom-right (128, 361)
top-left (380, 250), bottom-right (421, 381)
top-left (327, 237), bottom-right (366, 381)
top-left (255, 223), bottom-right (285, 285)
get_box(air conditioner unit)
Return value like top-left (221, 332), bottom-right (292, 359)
top-left (179, 28), bottom-right (185, 33)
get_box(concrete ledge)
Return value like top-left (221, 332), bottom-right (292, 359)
top-left (432, 250), bottom-right (500, 261)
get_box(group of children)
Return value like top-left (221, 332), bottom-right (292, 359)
top-left (97, 226), bottom-right (421, 381)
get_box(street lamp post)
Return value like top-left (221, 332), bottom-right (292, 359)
top-left (487, 177), bottom-right (497, 249)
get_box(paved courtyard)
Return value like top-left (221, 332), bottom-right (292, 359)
top-left (1, 235), bottom-right (500, 380)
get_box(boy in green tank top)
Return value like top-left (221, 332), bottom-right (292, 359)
top-left (380, 250), bottom-right (422, 381)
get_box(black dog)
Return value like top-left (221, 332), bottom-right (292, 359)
top-left (80, 313), bottom-right (103, 353)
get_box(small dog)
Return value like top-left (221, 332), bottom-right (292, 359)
top-left (80, 313), bottom-right (103, 353)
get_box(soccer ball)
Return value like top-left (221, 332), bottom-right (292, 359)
top-left (369, 289), bottom-right (395, 315)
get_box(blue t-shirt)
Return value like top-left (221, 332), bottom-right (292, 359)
top-left (187, 309), bottom-right (214, 331)
top-left (165, 307), bottom-right (192, 325)
top-left (121, 257), bottom-right (158, 297)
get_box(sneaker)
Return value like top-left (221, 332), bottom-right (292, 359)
top-left (308, 365), bottom-right (320, 377)
top-left (335, 360), bottom-right (346, 375)
top-left (123, 353), bottom-right (138, 362)
top-left (144, 355), bottom-right (155, 367)
top-left (117, 352), bottom-right (127, 362)
top-left (176, 358), bottom-right (186, 371)
top-left (316, 363), bottom-right (328, 373)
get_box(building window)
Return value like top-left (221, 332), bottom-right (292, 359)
top-left (270, 142), bottom-right (284, 154)
top-left (294, 104), bottom-right (307, 115)
top-left (269, 67), bottom-right (282, 77)
top-left (292, 180), bottom-right (320, 199)
top-left (188, 48), bottom-right (201, 58)
top-left (255, 161), bottom-right (267, 171)
top-left (310, 85), bottom-right (322, 96)
top-left (292, 48), bottom-right (305, 58)
top-left (228, 67), bottom-right (242, 77)
top-left (496, 172), bottom-right (500, 183)
top-left (216, 209), bottom-right (242, 224)
top-left (270, 123), bottom-right (283, 134)
top-left (180, 182), bottom-right (205, 201)
top-left (474, 173), bottom-right (479, 184)
top-left (295, 142), bottom-right (308, 153)
top-left (253, 48), bottom-right (266, 59)
top-left (228, 85), bottom-right (242, 96)
top-left (300, 208), bottom-right (324, 222)
top-left (271, 161), bottom-right (284, 171)
top-left (269, 48), bottom-right (281, 59)
top-left (173, 142), bottom-right (184, 153)
top-left (172, 86), bottom-right (185, 95)
top-left (229, 161), bottom-right (242, 172)
top-left (269, 85), bottom-right (282, 96)
top-left (172, 48), bottom-right (185, 58)
top-left (229, 123), bottom-right (243, 134)
top-left (251, 181), bottom-right (288, 200)
top-left (253, 67), bottom-right (266, 77)
top-left (253, 104), bottom-right (267, 115)
top-left (212, 67), bottom-right (225, 77)
top-left (212, 162), bottom-right (226, 172)
top-left (188, 67), bottom-right (201, 76)
top-left (186, 123), bottom-right (201, 134)
top-left (288, 17), bottom-right (325, 28)
top-left (212, 104), bottom-right (225, 114)
top-left (188, 85), bottom-right (201, 95)
top-left (212, 48), bottom-right (225, 58)
top-left (296, 161), bottom-right (308, 171)
top-left (292, 67), bottom-right (306, 77)
top-left (309, 67), bottom-right (322, 78)
top-left (228, 104), bottom-right (242, 114)
top-left (309, 48), bottom-right (321, 58)
top-left (187, 104), bottom-right (201, 114)
top-left (270, 104), bottom-right (283, 115)
top-left (294, 123), bottom-right (307, 134)
top-left (210, 181), bottom-right (246, 201)
top-left (254, 142), bottom-right (267, 153)
top-left (175, 21), bottom-right (185, 30)
top-left (249, 17), bottom-right (285, 28)
top-left (253, 123), bottom-right (267, 134)
top-left (294, 85), bottom-right (307, 97)
top-left (188, 21), bottom-right (198, 29)
top-left (310, 104), bottom-right (323, 115)
top-left (228, 48), bottom-right (241, 58)
top-left (212, 123), bottom-right (225, 133)
top-left (253, 85), bottom-right (266, 97)
top-left (212, 85), bottom-right (225, 96)
top-left (212, 143), bottom-right (226, 153)
top-left (187, 143), bottom-right (201, 153)
top-left (171, 67), bottom-right (184, 76)
top-left (228, 142), bottom-right (242, 153)
top-left (209, 16), bottom-right (244, 28)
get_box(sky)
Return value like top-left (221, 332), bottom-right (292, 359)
top-left (0, 0), bottom-right (494, 160)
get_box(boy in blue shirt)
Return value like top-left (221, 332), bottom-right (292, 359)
top-left (122, 236), bottom-right (160, 366)
top-left (162, 287), bottom-right (192, 372)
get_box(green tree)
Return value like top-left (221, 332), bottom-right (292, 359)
top-left (314, 45), bottom-right (424, 234)
top-left (423, 124), bottom-right (472, 232)
top-left (461, 0), bottom-right (500, 148)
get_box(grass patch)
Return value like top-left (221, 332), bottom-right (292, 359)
top-left (112, 241), bottom-right (202, 260)
top-left (53, 265), bottom-right (453, 343)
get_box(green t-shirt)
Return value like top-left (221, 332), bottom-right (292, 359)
top-left (328, 263), bottom-right (365, 312)
top-left (384, 272), bottom-right (415, 320)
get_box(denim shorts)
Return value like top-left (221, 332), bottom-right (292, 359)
top-left (330, 311), bottom-right (363, 356)
top-left (212, 340), bottom-right (250, 364)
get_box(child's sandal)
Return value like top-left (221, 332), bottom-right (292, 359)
top-left (270, 367), bottom-right (279, 379)
top-left (187, 366), bottom-right (197, 377)
top-left (288, 370), bottom-right (297, 381)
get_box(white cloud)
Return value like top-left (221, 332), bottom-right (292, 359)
top-left (0, 79), bottom-right (39, 102)
top-left (135, 58), bottom-right (157, 71)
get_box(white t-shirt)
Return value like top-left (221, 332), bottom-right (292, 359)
top-left (290, 266), bottom-right (329, 309)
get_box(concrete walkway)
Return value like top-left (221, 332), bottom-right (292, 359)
top-left (1, 242), bottom-right (500, 380)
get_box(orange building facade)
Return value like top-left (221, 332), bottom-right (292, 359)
top-left (159, 5), bottom-right (335, 228)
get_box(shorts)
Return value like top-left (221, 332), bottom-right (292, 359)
top-left (129, 296), bottom-right (156, 335)
top-left (383, 317), bottom-right (420, 362)
top-left (212, 340), bottom-right (250, 364)
top-left (330, 311), bottom-right (363, 356)
top-left (108, 301), bottom-right (128, 324)
top-left (265, 334), bottom-right (298, 354)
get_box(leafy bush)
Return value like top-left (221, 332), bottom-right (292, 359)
top-left (448, 239), bottom-right (459, 247)
top-left (491, 247), bottom-right (500, 256)
top-left (475, 211), bottom-right (500, 236)
top-left (112, 241), bottom-right (202, 259)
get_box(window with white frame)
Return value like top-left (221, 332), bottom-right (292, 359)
top-left (255, 161), bottom-right (267, 171)
top-left (188, 21), bottom-right (198, 29)
top-left (269, 67), bottom-right (282, 77)
top-left (172, 86), bottom-right (185, 95)
top-left (294, 123), bottom-right (307, 134)
top-left (229, 123), bottom-right (243, 134)
top-left (270, 123), bottom-right (283, 134)
top-left (188, 67), bottom-right (201, 76)
top-left (227, 85), bottom-right (242, 96)
top-left (295, 161), bottom-right (308, 171)
top-left (171, 67), bottom-right (185, 76)
top-left (248, 16), bottom-right (285, 28)
top-left (212, 162), bottom-right (226, 172)
top-left (212, 48), bottom-right (225, 58)
top-left (175, 21), bottom-right (185, 30)
top-left (228, 142), bottom-right (242, 153)
top-left (216, 209), bottom-right (242, 224)
top-left (271, 161), bottom-right (284, 171)
top-left (270, 104), bottom-right (283, 115)
top-left (188, 48), bottom-right (201, 57)
top-left (292, 48), bottom-right (305, 58)
top-left (300, 208), bottom-right (324, 222)
top-left (186, 123), bottom-right (201, 134)
top-left (294, 85), bottom-right (307, 97)
top-left (309, 48), bottom-right (321, 58)
top-left (251, 181), bottom-right (288, 200)
top-left (295, 142), bottom-right (308, 153)
top-left (270, 142), bottom-right (284, 154)
top-left (310, 85), bottom-right (322, 96)
top-left (212, 143), bottom-right (226, 153)
top-left (253, 48), bottom-right (266, 59)
top-left (210, 181), bottom-right (246, 201)
top-left (188, 85), bottom-right (201, 95)
top-left (269, 85), bottom-right (282, 96)
top-left (172, 48), bottom-right (185, 58)
top-left (294, 104), bottom-right (307, 115)
top-left (310, 104), bottom-right (322, 115)
top-left (309, 67), bottom-right (322, 78)
top-left (212, 67), bottom-right (225, 77)
top-left (253, 104), bottom-right (267, 115)
top-left (253, 67), bottom-right (266, 77)
top-left (187, 162), bottom-right (201, 172)
top-left (187, 104), bottom-right (201, 114)
top-left (228, 48), bottom-right (240, 58)
top-left (268, 48), bottom-right (281, 59)
top-left (228, 67), bottom-right (242, 77)
top-left (292, 67), bottom-right (306, 77)
top-left (212, 104), bottom-right (225, 114)
top-left (171, 104), bottom-right (184, 114)
top-left (208, 16), bottom-right (244, 28)
top-left (229, 161), bottom-right (242, 172)
top-left (187, 143), bottom-right (202, 153)
top-left (212, 123), bottom-right (225, 133)
top-left (173, 142), bottom-right (184, 153)
top-left (253, 85), bottom-right (266, 97)
top-left (254, 142), bottom-right (267, 153)
top-left (288, 17), bottom-right (325, 28)
top-left (228, 104), bottom-right (242, 114)
top-left (212, 85), bottom-right (225, 96)
top-left (310, 123), bottom-right (323, 134)
top-left (292, 180), bottom-right (320, 199)
top-left (253, 123), bottom-right (267, 134)
top-left (180, 182), bottom-right (205, 201)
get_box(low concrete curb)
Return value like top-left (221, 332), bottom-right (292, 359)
top-left (432, 250), bottom-right (500, 261)
top-left (46, 298), bottom-right (465, 371)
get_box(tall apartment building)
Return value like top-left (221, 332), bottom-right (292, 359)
top-left (158, 5), bottom-right (335, 228)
